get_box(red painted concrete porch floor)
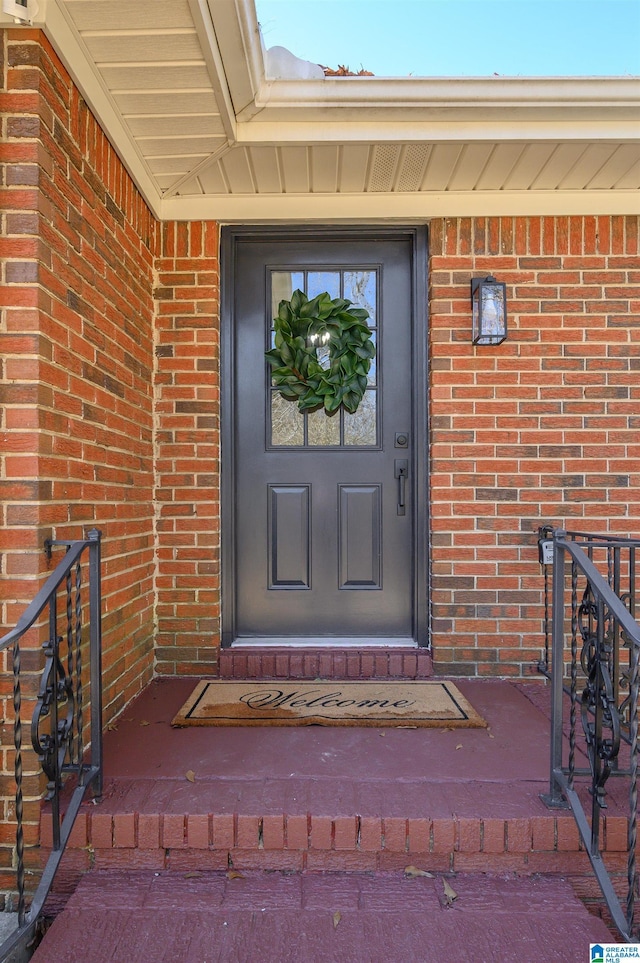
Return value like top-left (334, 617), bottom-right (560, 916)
top-left (34, 868), bottom-right (613, 962)
top-left (34, 678), bottom-right (626, 960)
top-left (56, 677), bottom-right (630, 841)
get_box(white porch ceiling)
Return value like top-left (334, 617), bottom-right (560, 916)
top-left (9, 0), bottom-right (640, 221)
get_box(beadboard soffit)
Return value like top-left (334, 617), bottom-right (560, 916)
top-left (4, 0), bottom-right (639, 221)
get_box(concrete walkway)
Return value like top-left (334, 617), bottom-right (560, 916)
top-left (0, 914), bottom-right (17, 944)
top-left (32, 868), bottom-right (613, 963)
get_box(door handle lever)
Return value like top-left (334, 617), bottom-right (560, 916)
top-left (394, 459), bottom-right (408, 516)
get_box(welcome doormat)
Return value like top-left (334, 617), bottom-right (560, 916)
top-left (172, 680), bottom-right (486, 728)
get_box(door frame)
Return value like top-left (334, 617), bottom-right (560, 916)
top-left (220, 224), bottom-right (429, 648)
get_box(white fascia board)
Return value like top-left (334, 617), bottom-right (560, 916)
top-left (205, 0), bottom-right (264, 115)
top-left (161, 190), bottom-right (640, 223)
top-left (42, 0), bottom-right (163, 218)
top-left (239, 76), bottom-right (640, 144)
top-left (240, 76), bottom-right (640, 130)
top-left (188, 0), bottom-right (237, 143)
top-left (236, 121), bottom-right (640, 146)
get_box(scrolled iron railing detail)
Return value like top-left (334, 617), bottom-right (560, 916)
top-left (543, 528), bottom-right (640, 943)
top-left (616, 593), bottom-right (636, 729)
top-left (0, 530), bottom-right (103, 962)
top-left (580, 618), bottom-right (621, 812)
top-left (577, 587), bottom-right (621, 810)
top-left (31, 637), bottom-right (76, 797)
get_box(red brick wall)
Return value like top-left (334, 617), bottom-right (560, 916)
top-left (1, 29), bottom-right (157, 716)
top-left (428, 216), bottom-right (640, 675)
top-left (154, 222), bottom-right (221, 676)
top-left (151, 215), bottom-right (640, 680)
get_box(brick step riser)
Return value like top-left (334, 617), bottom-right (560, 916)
top-left (42, 811), bottom-right (631, 876)
top-left (218, 647), bottom-right (434, 680)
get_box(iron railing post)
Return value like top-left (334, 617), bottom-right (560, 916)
top-left (12, 635), bottom-right (25, 928)
top-left (88, 528), bottom-right (103, 798)
top-left (627, 626), bottom-right (639, 933)
top-left (590, 595), bottom-right (606, 856)
top-left (544, 528), bottom-right (568, 807)
top-left (49, 591), bottom-right (61, 851)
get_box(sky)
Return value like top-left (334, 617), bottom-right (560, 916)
top-left (255, 0), bottom-right (640, 77)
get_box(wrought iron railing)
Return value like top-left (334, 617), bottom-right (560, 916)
top-left (0, 531), bottom-right (103, 962)
top-left (540, 527), bottom-right (640, 942)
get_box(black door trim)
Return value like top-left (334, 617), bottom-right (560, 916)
top-left (220, 225), bottom-right (429, 648)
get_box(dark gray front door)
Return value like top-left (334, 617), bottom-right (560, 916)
top-left (223, 230), bottom-right (426, 645)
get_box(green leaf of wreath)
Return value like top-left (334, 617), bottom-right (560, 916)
top-left (265, 289), bottom-right (375, 415)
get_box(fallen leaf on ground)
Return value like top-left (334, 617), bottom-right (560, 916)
top-left (140, 720), bottom-right (150, 727)
top-left (379, 732), bottom-right (385, 737)
top-left (185, 872), bottom-right (203, 879)
top-left (226, 870), bottom-right (244, 880)
top-left (107, 723), bottom-right (118, 731)
top-left (455, 744), bottom-right (463, 750)
top-left (333, 911), bottom-right (342, 929)
top-left (443, 879), bottom-right (458, 905)
top-left (185, 770), bottom-right (196, 783)
top-left (404, 865), bottom-right (433, 878)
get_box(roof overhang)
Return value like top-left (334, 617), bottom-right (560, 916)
top-left (4, 0), bottom-right (639, 221)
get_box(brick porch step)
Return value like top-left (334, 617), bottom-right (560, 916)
top-left (48, 804), bottom-right (630, 877)
top-left (33, 868), bottom-right (614, 962)
top-left (40, 677), bottom-right (632, 923)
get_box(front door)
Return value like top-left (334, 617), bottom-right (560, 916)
top-left (222, 228), bottom-right (427, 646)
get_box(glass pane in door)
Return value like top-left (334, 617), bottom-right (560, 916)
top-left (268, 267), bottom-right (379, 449)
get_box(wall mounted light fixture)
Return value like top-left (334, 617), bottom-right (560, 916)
top-left (2, 0), bottom-right (38, 23)
top-left (470, 275), bottom-right (507, 346)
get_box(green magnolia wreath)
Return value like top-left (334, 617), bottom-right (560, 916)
top-left (265, 289), bottom-right (375, 415)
